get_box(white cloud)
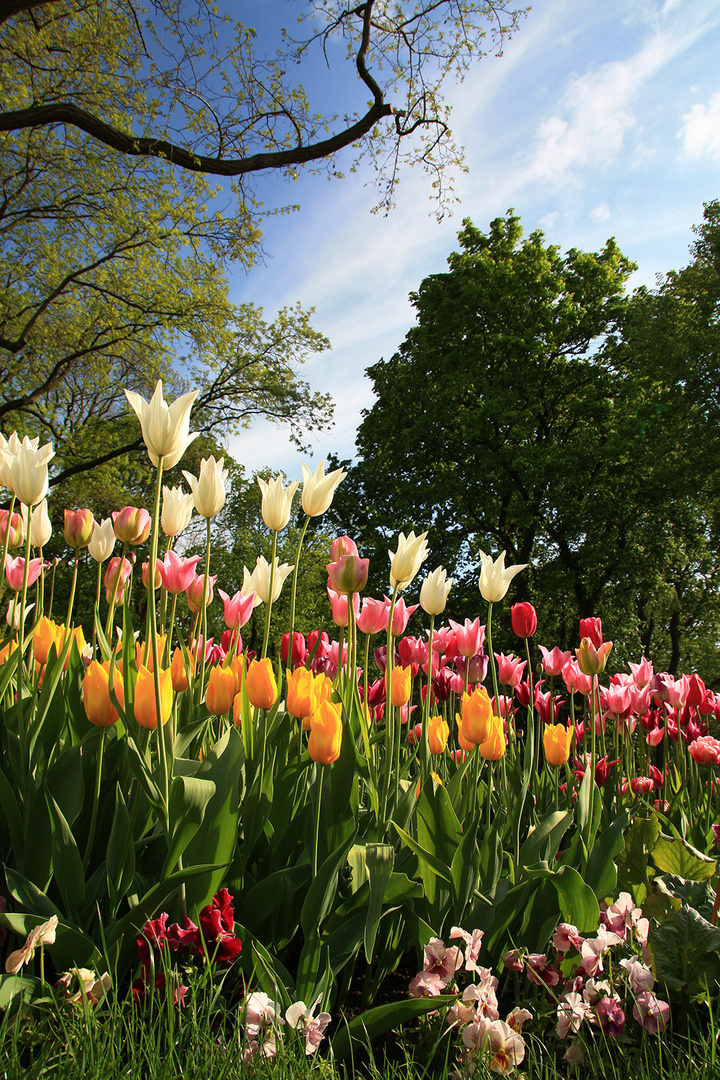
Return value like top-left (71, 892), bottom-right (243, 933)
top-left (591, 203), bottom-right (612, 221)
top-left (679, 92), bottom-right (720, 161)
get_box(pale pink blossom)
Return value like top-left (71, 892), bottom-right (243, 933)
top-left (505, 1007), bottom-right (532, 1033)
top-left (619, 957), bottom-right (655, 995)
top-left (423, 938), bottom-right (462, 984)
top-left (552, 923), bottom-right (584, 953)
top-left (633, 991), bottom-right (671, 1034)
top-left (538, 645), bottom-right (572, 677)
top-left (629, 657), bottom-right (654, 688)
top-left (580, 926), bottom-right (622, 977)
top-left (556, 992), bottom-right (590, 1039)
top-left (462, 977), bottom-right (500, 1020)
top-left (408, 971), bottom-right (445, 998)
top-left (285, 998), bottom-right (331, 1055)
top-left (449, 925), bottom-right (484, 972)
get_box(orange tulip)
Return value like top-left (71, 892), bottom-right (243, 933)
top-left (33, 616), bottom-right (63, 665)
top-left (479, 714), bottom-right (506, 760)
top-left (136, 636), bottom-right (167, 673)
top-left (229, 652), bottom-right (244, 695)
top-left (134, 665), bottom-right (173, 729)
top-left (233, 691), bottom-right (243, 726)
top-left (286, 666), bottom-right (315, 719)
top-left (544, 722), bottom-right (574, 767)
top-left (461, 686), bottom-right (493, 745)
top-left (205, 664), bottom-right (236, 716)
top-left (389, 665), bottom-right (412, 707)
top-left (62, 625), bottom-right (86, 669)
top-left (308, 699), bottom-right (343, 764)
top-left (456, 712), bottom-right (476, 753)
top-left (170, 646), bottom-right (194, 691)
top-left (82, 660), bottom-right (121, 726)
top-left (245, 658), bottom-right (278, 710)
top-left (428, 715), bottom-right (449, 755)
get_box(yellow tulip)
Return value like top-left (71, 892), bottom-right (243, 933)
top-left (33, 616), bottom-right (63, 665)
top-left (428, 715), bottom-right (449, 755)
top-left (82, 660), bottom-right (120, 727)
top-left (389, 665), bottom-right (412, 707)
top-left (170, 646), bottom-right (194, 692)
top-left (286, 666), bottom-right (315, 719)
top-left (543, 722), bottom-right (574, 767)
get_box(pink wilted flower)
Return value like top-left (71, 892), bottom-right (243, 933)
top-left (5, 915), bottom-right (58, 974)
top-left (285, 998), bottom-right (332, 1055)
top-left (423, 937), bottom-right (462, 984)
top-left (633, 991), bottom-right (671, 1034)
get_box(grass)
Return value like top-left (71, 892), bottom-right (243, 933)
top-left (3, 969), bottom-right (720, 1080)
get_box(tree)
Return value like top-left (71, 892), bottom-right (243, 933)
top-left (0, 0), bottom-right (526, 488)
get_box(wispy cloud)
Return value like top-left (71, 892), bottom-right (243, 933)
top-left (679, 92), bottom-right (720, 161)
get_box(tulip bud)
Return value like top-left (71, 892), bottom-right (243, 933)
top-left (511, 602), bottom-right (537, 639)
top-left (308, 699), bottom-right (343, 764)
top-left (461, 686), bottom-right (493, 745)
top-left (33, 616), bottom-right (63, 665)
top-left (389, 665), bottom-right (412, 707)
top-left (88, 518), bottom-right (115, 563)
top-left (245, 658), bottom-right (277, 710)
top-left (142, 558), bottom-right (163, 591)
top-left (205, 664), bottom-right (236, 716)
top-left (326, 554), bottom-right (369, 595)
top-left (161, 485), bottom-right (195, 537)
top-left (330, 535), bottom-right (358, 562)
top-left (0, 509), bottom-right (24, 548)
top-left (428, 715), bottom-right (449, 755)
top-left (579, 617), bottom-right (603, 649)
top-left (478, 714), bottom-right (506, 760)
top-left (171, 646), bottom-right (194, 691)
top-left (103, 556), bottom-right (133, 602)
top-left (301, 460), bottom-right (346, 517)
top-left (186, 574), bottom-right (216, 613)
top-left (389, 530), bottom-right (429, 591)
top-left (577, 637), bottom-right (613, 676)
top-left (64, 508), bottom-right (95, 549)
top-left (419, 566), bottom-right (453, 616)
top-left (182, 456), bottom-right (228, 519)
top-left (256, 474), bottom-right (300, 531)
top-left (112, 506), bottom-right (151, 545)
top-left (134, 666), bottom-right (173, 729)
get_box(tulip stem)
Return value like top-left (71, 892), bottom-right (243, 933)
top-left (261, 531), bottom-right (278, 660)
top-left (16, 501), bottom-right (33, 777)
top-left (200, 517), bottom-right (212, 698)
top-left (149, 457), bottom-right (170, 836)
top-left (420, 616), bottom-right (435, 786)
top-left (287, 515), bottom-right (310, 668)
top-left (312, 765), bottom-right (324, 878)
top-left (104, 542), bottom-right (128, 641)
top-left (486, 602), bottom-right (501, 722)
top-left (92, 561), bottom-right (103, 659)
top-left (64, 551), bottom-right (80, 632)
top-left (0, 494), bottom-right (16, 610)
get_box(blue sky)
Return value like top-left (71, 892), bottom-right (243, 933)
top-left (226, 0), bottom-right (720, 478)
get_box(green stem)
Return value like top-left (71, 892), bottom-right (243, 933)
top-left (16, 502), bottom-right (33, 776)
top-left (83, 729), bottom-right (106, 869)
top-left (0, 494), bottom-right (16, 609)
top-left (92, 560), bottom-right (102, 658)
top-left (104, 541), bottom-right (129, 641)
top-left (64, 551), bottom-right (80, 631)
top-left (313, 765), bottom-right (324, 878)
top-left (47, 558), bottom-right (57, 619)
top-left (148, 458), bottom-right (169, 836)
top-left (420, 616), bottom-right (435, 786)
top-left (486, 602), bottom-right (501, 716)
top-left (199, 517), bottom-right (212, 698)
top-left (288, 515), bottom-right (310, 666)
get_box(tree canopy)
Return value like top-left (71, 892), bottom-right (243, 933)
top-left (330, 206), bottom-right (720, 678)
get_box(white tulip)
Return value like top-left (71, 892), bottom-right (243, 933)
top-left (125, 379), bottom-right (199, 469)
top-left (257, 474), bottom-right (300, 532)
top-left (419, 566), bottom-right (453, 616)
top-left (300, 460), bottom-right (347, 517)
top-left (478, 549), bottom-right (528, 603)
top-left (389, 530), bottom-right (429, 591)
top-left (182, 456), bottom-right (227, 518)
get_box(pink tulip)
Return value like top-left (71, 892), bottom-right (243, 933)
top-left (327, 587), bottom-right (360, 628)
top-left (390, 596), bottom-right (419, 636)
top-left (63, 508), bottom-right (94, 549)
top-left (4, 554), bottom-right (44, 591)
top-left (330, 535), bottom-right (358, 561)
top-left (142, 558), bottom-right (163, 590)
top-left (539, 645), bottom-right (573, 677)
top-left (112, 506), bottom-right (151, 545)
top-left (326, 554), bottom-right (369, 595)
top-left (629, 656), bottom-right (654, 688)
top-left (448, 617), bottom-right (485, 658)
top-left (0, 509), bottom-right (23, 548)
top-left (216, 587), bottom-right (255, 630)
top-left (103, 556), bottom-right (133, 602)
top-left (357, 596), bottom-right (391, 635)
top-left (156, 549), bottom-right (201, 596)
top-left (561, 658), bottom-right (593, 696)
top-left (495, 652), bottom-right (526, 688)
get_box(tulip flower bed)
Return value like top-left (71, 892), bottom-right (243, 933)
top-left (2, 384), bottom-right (720, 1079)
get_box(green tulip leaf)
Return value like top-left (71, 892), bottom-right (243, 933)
top-left (651, 834), bottom-right (717, 881)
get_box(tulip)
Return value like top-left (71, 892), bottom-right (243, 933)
top-left (330, 535), bottom-right (358, 561)
top-left (286, 666), bottom-right (316, 719)
top-left (142, 558), bottom-right (163, 591)
top-left (87, 518), bottom-right (115, 563)
top-left (461, 686), bottom-right (493, 745)
top-left (544, 722), bottom-right (574, 767)
top-left (6, 597), bottom-right (33, 630)
top-left (171, 646), bottom-right (194, 691)
top-left (160, 549), bottom-right (202, 595)
top-left (4, 554), bottom-right (44, 591)
top-left (326, 554), bottom-right (369, 595)
top-left (419, 566), bottom-right (453, 616)
top-left (579, 617), bottom-right (603, 649)
top-left (83, 660), bottom-right (121, 726)
top-left (389, 530), bottom-right (429, 591)
top-left (161, 485), bottom-right (195, 536)
top-left (308, 699), bottom-right (343, 764)
top-left (186, 573), bottom-right (216, 613)
top-left (356, 596), bottom-right (391, 635)
top-left (478, 714), bottom-right (506, 760)
top-left (10, 437), bottom-right (54, 506)
top-left (112, 506), bottom-right (151, 545)
top-left (244, 556), bottom-right (293, 605)
top-left (390, 665), bottom-right (412, 707)
top-left (577, 637), bottom-right (613, 676)
top-left (539, 645), bottom-right (573, 677)
top-left (448, 617), bottom-right (485, 658)
top-left (217, 588), bottom-right (255, 630)
top-left (182, 456), bottom-right (228, 518)
top-left (63, 508), bottom-right (94, 549)
top-left (124, 379), bottom-right (199, 469)
top-left (134, 665), bottom-right (173, 729)
top-left (27, 499), bottom-right (52, 549)
top-left (257, 473), bottom-right (300, 531)
top-left (103, 556), bottom-right (132, 602)
top-left (136, 635), bottom-right (167, 672)
top-left (281, 631), bottom-right (307, 668)
top-left (33, 616), bottom-right (63, 665)
top-left (478, 549), bottom-right (528, 603)
top-left (0, 509), bottom-right (23, 548)
top-left (496, 652), bottom-right (526, 688)
top-left (327, 587), bottom-right (360, 628)
top-left (511, 602), bottom-right (537, 638)
top-left (390, 596), bottom-right (419, 636)
top-left (301, 460), bottom-right (347, 517)
top-left (428, 715), bottom-right (449, 755)
top-left (245, 658), bottom-right (278, 709)
top-left (205, 664), bottom-right (236, 716)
